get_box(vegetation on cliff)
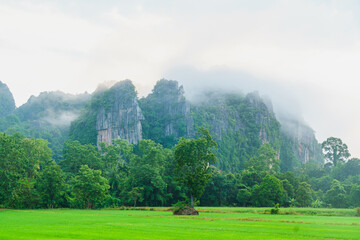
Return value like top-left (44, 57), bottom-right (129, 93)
top-left (0, 91), bottom-right (90, 160)
top-left (2, 79), bottom-right (355, 211)
top-left (0, 81), bottom-right (15, 117)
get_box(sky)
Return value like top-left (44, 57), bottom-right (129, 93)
top-left (1, 0), bottom-right (360, 157)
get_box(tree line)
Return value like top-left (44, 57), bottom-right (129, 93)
top-left (0, 131), bottom-right (359, 209)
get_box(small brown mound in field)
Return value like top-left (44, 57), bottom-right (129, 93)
top-left (173, 206), bottom-right (199, 215)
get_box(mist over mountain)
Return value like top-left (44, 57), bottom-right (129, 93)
top-left (0, 90), bottom-right (90, 160)
top-left (67, 79), bottom-right (323, 172)
top-left (0, 78), bottom-right (323, 171)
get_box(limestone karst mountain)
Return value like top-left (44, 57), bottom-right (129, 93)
top-left (0, 79), bottom-right (323, 170)
top-left (68, 79), bottom-right (323, 171)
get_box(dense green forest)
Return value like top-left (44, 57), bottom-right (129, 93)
top-left (0, 131), bottom-right (359, 209)
top-left (0, 89), bottom-right (90, 161)
top-left (0, 80), bottom-right (359, 209)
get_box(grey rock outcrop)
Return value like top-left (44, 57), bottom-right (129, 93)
top-left (245, 92), bottom-right (280, 145)
top-left (0, 81), bottom-right (15, 117)
top-left (96, 80), bottom-right (144, 146)
top-left (278, 114), bottom-right (323, 165)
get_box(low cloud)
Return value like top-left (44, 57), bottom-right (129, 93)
top-left (42, 109), bottom-right (80, 127)
top-left (1, 0), bottom-right (360, 156)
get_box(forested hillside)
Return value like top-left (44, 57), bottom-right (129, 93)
top-left (0, 90), bottom-right (90, 160)
top-left (67, 79), bottom-right (323, 173)
top-left (3, 79), bottom-right (358, 210)
top-left (0, 79), bottom-right (323, 169)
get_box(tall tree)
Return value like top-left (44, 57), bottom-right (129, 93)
top-left (324, 180), bottom-right (347, 208)
top-left (174, 127), bottom-right (217, 208)
top-left (0, 133), bottom-right (25, 205)
top-left (349, 184), bottom-right (360, 207)
top-left (251, 175), bottom-right (285, 207)
top-left (322, 137), bottom-right (350, 167)
top-left (296, 182), bottom-right (313, 207)
top-left (60, 141), bottom-right (103, 175)
top-left (72, 165), bottom-right (109, 209)
top-left (36, 164), bottom-right (66, 208)
top-left (126, 139), bottom-right (170, 206)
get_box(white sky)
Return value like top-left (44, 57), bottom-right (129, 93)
top-left (1, 0), bottom-right (360, 157)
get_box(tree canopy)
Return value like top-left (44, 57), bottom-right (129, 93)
top-left (174, 127), bottom-right (217, 208)
top-left (322, 137), bottom-right (350, 167)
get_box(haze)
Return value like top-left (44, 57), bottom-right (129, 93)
top-left (1, 0), bottom-right (360, 157)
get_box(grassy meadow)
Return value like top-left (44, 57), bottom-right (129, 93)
top-left (0, 207), bottom-right (359, 239)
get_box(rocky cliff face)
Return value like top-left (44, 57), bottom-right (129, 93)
top-left (96, 80), bottom-right (144, 145)
top-left (0, 81), bottom-right (15, 117)
top-left (68, 78), bottom-right (322, 172)
top-left (245, 92), bottom-right (280, 146)
top-left (190, 91), bottom-right (281, 171)
top-left (278, 114), bottom-right (323, 166)
top-left (140, 82), bottom-right (282, 172)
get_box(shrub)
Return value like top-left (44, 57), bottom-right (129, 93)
top-left (172, 200), bottom-right (189, 213)
top-left (356, 207), bottom-right (360, 217)
top-left (271, 203), bottom-right (280, 214)
top-left (311, 199), bottom-right (323, 208)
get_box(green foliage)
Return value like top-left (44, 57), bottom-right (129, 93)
top-left (322, 137), bottom-right (350, 167)
top-left (126, 139), bottom-right (171, 206)
top-left (251, 175), bottom-right (286, 207)
top-left (0, 133), bottom-right (55, 208)
top-left (296, 182), bottom-right (313, 207)
top-left (0, 91), bottom-right (90, 161)
top-left (200, 167), bottom-right (239, 206)
top-left (60, 140), bottom-right (103, 175)
top-left (139, 79), bottom-right (187, 148)
top-left (237, 188), bottom-right (252, 207)
top-left (9, 178), bottom-right (41, 209)
top-left (325, 180), bottom-right (347, 208)
top-left (281, 179), bottom-right (295, 199)
top-left (175, 127), bottom-right (217, 207)
top-left (128, 187), bottom-right (144, 207)
top-left (172, 199), bottom-right (192, 213)
top-left (1, 80), bottom-right (360, 210)
top-left (350, 184), bottom-right (360, 207)
top-left (279, 133), bottom-right (300, 172)
top-left (246, 143), bottom-right (280, 174)
top-left (356, 207), bottom-right (360, 217)
top-left (310, 175), bottom-right (333, 192)
top-left (0, 133), bottom-right (24, 205)
top-left (241, 170), bottom-right (265, 188)
top-left (270, 203), bottom-right (280, 214)
top-left (190, 92), bottom-right (281, 173)
top-left (36, 164), bottom-right (66, 208)
top-left (331, 158), bottom-right (360, 181)
top-left (68, 111), bottom-right (97, 146)
top-left (311, 199), bottom-right (324, 208)
top-left (68, 80), bottom-right (138, 146)
top-left (72, 165), bottom-right (110, 209)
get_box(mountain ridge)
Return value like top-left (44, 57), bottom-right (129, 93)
top-left (0, 79), bottom-right (323, 171)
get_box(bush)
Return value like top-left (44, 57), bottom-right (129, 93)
top-left (271, 203), bottom-right (280, 214)
top-left (172, 200), bottom-right (189, 213)
top-left (311, 199), bottom-right (323, 208)
top-left (356, 207), bottom-right (360, 217)
top-left (104, 196), bottom-right (122, 208)
top-left (172, 200), bottom-right (199, 215)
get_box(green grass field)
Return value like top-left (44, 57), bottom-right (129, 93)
top-left (1, 208), bottom-right (359, 239)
